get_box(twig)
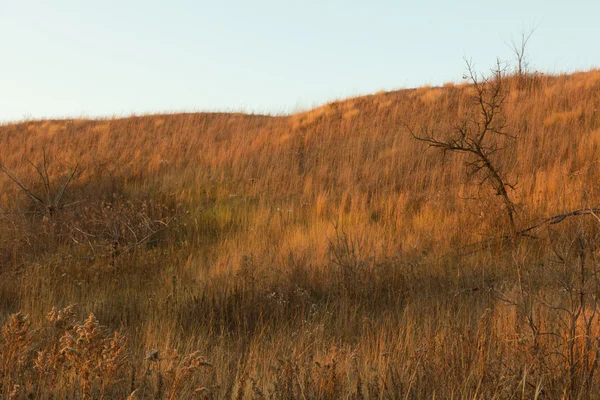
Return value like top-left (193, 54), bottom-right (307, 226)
top-left (444, 207), bottom-right (600, 259)
top-left (0, 164), bottom-right (46, 210)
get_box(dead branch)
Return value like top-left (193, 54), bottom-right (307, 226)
top-left (0, 164), bottom-right (46, 212)
top-left (518, 208), bottom-right (600, 236)
top-left (412, 59), bottom-right (518, 233)
top-left (53, 165), bottom-right (79, 210)
top-left (0, 156), bottom-right (80, 217)
top-left (507, 27), bottom-right (537, 84)
top-left (66, 199), bottom-right (173, 265)
top-left (446, 208), bottom-right (600, 259)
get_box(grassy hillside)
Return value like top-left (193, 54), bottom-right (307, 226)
top-left (1, 69), bottom-right (600, 398)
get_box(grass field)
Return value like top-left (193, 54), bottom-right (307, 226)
top-left (1, 68), bottom-right (600, 398)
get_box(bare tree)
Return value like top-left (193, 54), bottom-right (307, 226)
top-left (0, 149), bottom-right (79, 218)
top-left (411, 60), bottom-right (518, 233)
top-left (0, 151), bottom-right (171, 265)
top-left (507, 28), bottom-right (537, 88)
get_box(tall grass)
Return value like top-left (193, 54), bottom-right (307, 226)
top-left (0, 69), bottom-right (600, 398)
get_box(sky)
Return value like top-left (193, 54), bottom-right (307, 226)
top-left (1, 0), bottom-right (599, 122)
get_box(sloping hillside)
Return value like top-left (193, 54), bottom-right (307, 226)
top-left (1, 69), bottom-right (600, 398)
top-left (1, 70), bottom-right (599, 259)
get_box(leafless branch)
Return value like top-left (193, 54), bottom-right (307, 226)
top-left (0, 154), bottom-right (80, 217)
top-left (412, 59), bottom-right (517, 233)
top-left (54, 164), bottom-right (79, 207)
top-left (0, 163), bottom-right (46, 210)
top-left (507, 28), bottom-right (537, 80)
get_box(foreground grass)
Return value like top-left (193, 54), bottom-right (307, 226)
top-left (4, 235), bottom-right (600, 399)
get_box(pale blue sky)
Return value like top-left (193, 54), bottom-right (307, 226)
top-left (1, 1), bottom-right (598, 122)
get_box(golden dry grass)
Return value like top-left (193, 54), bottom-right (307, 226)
top-left (1, 69), bottom-right (600, 398)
